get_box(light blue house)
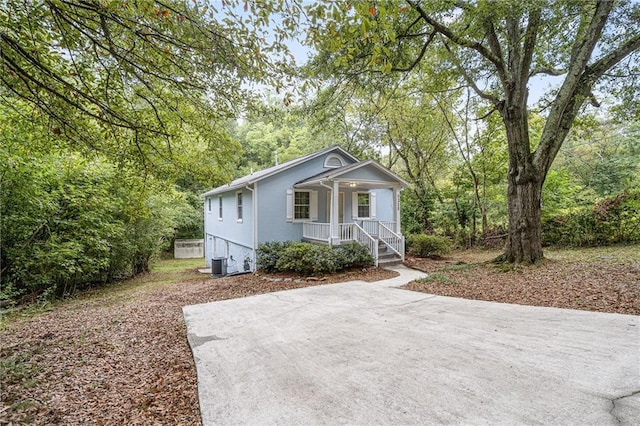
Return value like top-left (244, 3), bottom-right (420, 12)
top-left (202, 146), bottom-right (408, 273)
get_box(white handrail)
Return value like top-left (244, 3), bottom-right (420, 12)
top-left (378, 222), bottom-right (404, 260)
top-left (302, 222), bottom-right (330, 242)
top-left (379, 220), bottom-right (395, 230)
top-left (353, 222), bottom-right (378, 266)
top-left (361, 220), bottom-right (395, 236)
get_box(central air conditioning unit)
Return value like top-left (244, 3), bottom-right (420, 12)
top-left (211, 257), bottom-right (227, 278)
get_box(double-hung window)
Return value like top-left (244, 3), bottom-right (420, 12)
top-left (218, 196), bottom-right (223, 220)
top-left (357, 193), bottom-right (370, 218)
top-left (294, 191), bottom-right (311, 220)
top-left (352, 191), bottom-right (376, 220)
top-left (286, 189), bottom-right (317, 222)
top-left (236, 191), bottom-right (243, 222)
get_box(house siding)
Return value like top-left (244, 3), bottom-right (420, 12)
top-left (204, 188), bottom-right (253, 269)
top-left (203, 147), bottom-right (404, 271)
top-left (372, 188), bottom-right (394, 221)
top-left (256, 153), bottom-right (357, 244)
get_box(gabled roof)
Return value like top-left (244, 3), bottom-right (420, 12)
top-left (201, 146), bottom-right (359, 197)
top-left (295, 159), bottom-right (409, 187)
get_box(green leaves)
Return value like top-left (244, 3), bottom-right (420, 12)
top-left (0, 103), bottom-right (204, 302)
top-left (257, 241), bottom-right (373, 275)
top-left (0, 0), bottom-right (294, 178)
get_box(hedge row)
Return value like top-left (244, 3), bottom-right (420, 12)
top-left (256, 241), bottom-right (373, 275)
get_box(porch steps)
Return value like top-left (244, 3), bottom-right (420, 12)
top-left (377, 239), bottom-right (403, 266)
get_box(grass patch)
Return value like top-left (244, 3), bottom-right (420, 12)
top-left (416, 273), bottom-right (453, 285)
top-left (442, 263), bottom-right (472, 272)
top-left (544, 244), bottom-right (640, 263)
top-left (493, 262), bottom-right (525, 273)
top-left (1, 258), bottom-right (206, 328)
top-left (150, 257), bottom-right (204, 273)
top-left (0, 349), bottom-right (41, 387)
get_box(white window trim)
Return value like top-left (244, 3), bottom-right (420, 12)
top-left (352, 191), bottom-right (376, 220)
top-left (207, 197), bottom-right (212, 214)
top-left (218, 195), bottom-right (223, 221)
top-left (293, 190), bottom-right (318, 222)
top-left (287, 189), bottom-right (318, 222)
top-left (236, 190), bottom-right (243, 223)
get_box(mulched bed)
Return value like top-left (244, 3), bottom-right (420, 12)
top-left (404, 250), bottom-right (640, 315)
top-left (0, 266), bottom-right (396, 425)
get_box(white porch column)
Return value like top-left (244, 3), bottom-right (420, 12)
top-left (330, 180), bottom-right (340, 245)
top-left (393, 186), bottom-right (401, 234)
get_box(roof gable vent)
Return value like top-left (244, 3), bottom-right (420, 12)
top-left (324, 154), bottom-right (345, 168)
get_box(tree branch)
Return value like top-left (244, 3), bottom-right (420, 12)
top-left (529, 66), bottom-right (567, 77)
top-left (586, 32), bottom-right (640, 81)
top-left (408, 0), bottom-right (505, 69)
top-left (484, 20), bottom-right (508, 86)
top-left (442, 40), bottom-right (501, 105)
top-left (534, 1), bottom-right (639, 176)
top-left (391, 31), bottom-right (436, 72)
top-left (520, 7), bottom-right (541, 87)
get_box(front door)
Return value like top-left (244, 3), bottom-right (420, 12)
top-left (326, 192), bottom-right (344, 223)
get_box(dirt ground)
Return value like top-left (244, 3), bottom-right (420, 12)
top-left (0, 265), bottom-right (396, 425)
top-left (1, 245), bottom-right (638, 424)
top-left (404, 245), bottom-right (640, 315)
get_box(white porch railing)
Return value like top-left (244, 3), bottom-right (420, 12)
top-left (378, 222), bottom-right (404, 261)
top-left (302, 221), bottom-right (403, 265)
top-left (361, 220), bottom-right (396, 236)
top-left (353, 223), bottom-right (379, 266)
top-left (302, 222), bottom-right (330, 241)
top-left (339, 223), bottom-right (354, 240)
top-left (361, 220), bottom-right (377, 235)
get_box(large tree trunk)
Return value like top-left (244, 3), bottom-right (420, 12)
top-left (498, 97), bottom-right (545, 264)
top-left (501, 171), bottom-right (543, 263)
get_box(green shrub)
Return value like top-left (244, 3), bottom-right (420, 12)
top-left (0, 147), bottom-right (200, 305)
top-left (256, 241), bottom-right (374, 275)
top-left (406, 234), bottom-right (452, 258)
top-left (542, 190), bottom-right (640, 247)
top-left (334, 242), bottom-right (373, 270)
top-left (256, 241), bottom-right (293, 272)
top-left (275, 242), bottom-right (337, 275)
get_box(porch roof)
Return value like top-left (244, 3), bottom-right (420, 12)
top-left (294, 160), bottom-right (409, 189)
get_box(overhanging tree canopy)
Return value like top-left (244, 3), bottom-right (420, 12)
top-left (0, 0), bottom-right (294, 179)
top-left (302, 0), bottom-right (640, 263)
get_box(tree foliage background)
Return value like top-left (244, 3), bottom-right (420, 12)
top-left (1, 0), bottom-right (639, 303)
top-left (0, 0), bottom-right (295, 303)
top-left (296, 0), bottom-right (640, 263)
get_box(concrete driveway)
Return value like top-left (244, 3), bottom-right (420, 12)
top-left (183, 266), bottom-right (640, 425)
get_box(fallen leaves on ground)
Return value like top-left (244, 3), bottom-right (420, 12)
top-left (404, 246), bottom-right (640, 315)
top-left (4, 245), bottom-right (637, 424)
top-left (0, 266), bottom-right (396, 425)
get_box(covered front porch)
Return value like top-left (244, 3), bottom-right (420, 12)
top-left (294, 160), bottom-right (408, 265)
top-left (302, 220), bottom-right (403, 266)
